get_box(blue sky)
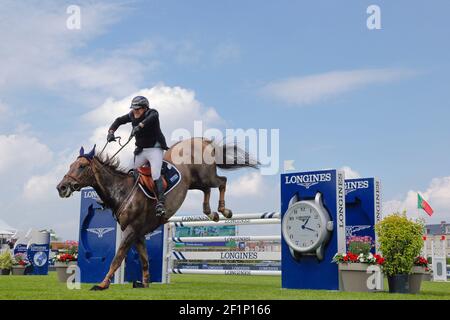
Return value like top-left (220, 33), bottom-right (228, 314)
top-left (1, 0), bottom-right (449, 239)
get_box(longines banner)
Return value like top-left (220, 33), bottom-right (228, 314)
top-left (345, 178), bottom-right (382, 252)
top-left (280, 169), bottom-right (346, 290)
top-left (79, 188), bottom-right (166, 284)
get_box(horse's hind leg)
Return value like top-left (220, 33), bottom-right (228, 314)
top-left (134, 236), bottom-right (149, 288)
top-left (202, 188), bottom-right (219, 222)
top-left (91, 225), bottom-right (137, 291)
top-left (216, 176), bottom-right (233, 219)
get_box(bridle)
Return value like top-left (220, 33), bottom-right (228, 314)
top-left (65, 132), bottom-right (132, 187)
top-left (65, 147), bottom-right (139, 221)
top-left (63, 156), bottom-right (94, 191)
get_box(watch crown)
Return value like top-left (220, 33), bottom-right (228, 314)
top-left (326, 221), bottom-right (334, 231)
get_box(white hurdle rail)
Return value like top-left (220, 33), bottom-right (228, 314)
top-left (164, 212), bottom-right (282, 278)
top-left (171, 235), bottom-right (281, 243)
top-left (171, 269), bottom-right (281, 276)
top-left (169, 212), bottom-right (280, 222)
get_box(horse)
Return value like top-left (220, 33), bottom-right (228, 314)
top-left (56, 137), bottom-right (259, 290)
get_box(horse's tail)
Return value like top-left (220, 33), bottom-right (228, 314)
top-left (209, 139), bottom-right (260, 170)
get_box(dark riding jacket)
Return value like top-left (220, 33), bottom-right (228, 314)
top-left (109, 108), bottom-right (169, 150)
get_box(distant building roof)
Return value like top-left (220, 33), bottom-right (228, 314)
top-left (425, 221), bottom-right (449, 235)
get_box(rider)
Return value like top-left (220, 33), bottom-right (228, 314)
top-left (107, 96), bottom-right (168, 216)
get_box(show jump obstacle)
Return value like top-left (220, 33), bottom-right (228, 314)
top-left (78, 169), bottom-right (382, 289)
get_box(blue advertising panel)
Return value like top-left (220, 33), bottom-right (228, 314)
top-left (78, 188), bottom-right (118, 283)
top-left (345, 178), bottom-right (382, 252)
top-left (13, 244), bottom-right (27, 255)
top-left (125, 225), bottom-right (165, 283)
top-left (280, 169), bottom-right (346, 290)
top-left (27, 243), bottom-right (50, 275)
top-left (14, 231), bottom-right (50, 275)
top-left (79, 188), bottom-right (166, 284)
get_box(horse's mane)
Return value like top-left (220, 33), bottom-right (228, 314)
top-left (93, 153), bottom-right (129, 177)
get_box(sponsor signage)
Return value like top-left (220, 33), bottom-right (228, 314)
top-left (280, 169), bottom-right (345, 290)
top-left (345, 178), bottom-right (382, 253)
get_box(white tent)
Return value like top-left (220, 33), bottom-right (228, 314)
top-left (0, 219), bottom-right (16, 237)
top-left (0, 230), bottom-right (14, 236)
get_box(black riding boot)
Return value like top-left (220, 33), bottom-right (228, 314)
top-left (154, 177), bottom-right (166, 217)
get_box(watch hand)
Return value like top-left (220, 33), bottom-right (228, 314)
top-left (302, 217), bottom-right (310, 227)
top-left (304, 226), bottom-right (315, 232)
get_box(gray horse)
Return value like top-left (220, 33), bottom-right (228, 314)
top-left (56, 137), bottom-right (259, 290)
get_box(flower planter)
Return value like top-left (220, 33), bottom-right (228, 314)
top-left (1, 268), bottom-right (11, 275)
top-left (422, 272), bottom-right (432, 281)
top-left (11, 265), bottom-right (26, 275)
top-left (387, 274), bottom-right (410, 293)
top-left (339, 263), bottom-right (384, 292)
top-left (55, 261), bottom-right (77, 283)
top-left (409, 266), bottom-right (427, 294)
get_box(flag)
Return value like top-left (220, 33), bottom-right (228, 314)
top-left (417, 193), bottom-right (433, 216)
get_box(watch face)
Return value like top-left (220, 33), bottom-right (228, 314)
top-left (282, 201), bottom-right (325, 252)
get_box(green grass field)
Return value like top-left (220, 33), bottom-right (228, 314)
top-left (0, 272), bottom-right (449, 300)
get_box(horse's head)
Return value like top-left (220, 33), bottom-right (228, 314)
top-left (56, 145), bottom-right (96, 198)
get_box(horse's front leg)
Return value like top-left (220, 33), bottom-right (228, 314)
top-left (91, 225), bottom-right (137, 291)
top-left (134, 236), bottom-right (149, 288)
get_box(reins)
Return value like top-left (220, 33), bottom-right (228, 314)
top-left (94, 133), bottom-right (139, 221)
top-left (98, 135), bottom-right (130, 163)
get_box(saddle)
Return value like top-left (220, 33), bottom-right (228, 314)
top-left (135, 161), bottom-right (182, 200)
top-left (137, 166), bottom-right (168, 195)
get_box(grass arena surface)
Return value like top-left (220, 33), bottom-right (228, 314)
top-left (0, 272), bottom-right (449, 300)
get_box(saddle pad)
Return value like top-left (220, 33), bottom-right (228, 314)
top-left (138, 161), bottom-right (181, 200)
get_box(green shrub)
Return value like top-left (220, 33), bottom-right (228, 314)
top-left (375, 212), bottom-right (424, 276)
top-left (0, 251), bottom-right (13, 270)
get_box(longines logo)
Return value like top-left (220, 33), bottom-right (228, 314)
top-left (145, 230), bottom-right (162, 240)
top-left (337, 172), bottom-right (345, 229)
top-left (220, 252), bottom-right (259, 260)
top-left (375, 180), bottom-right (382, 222)
top-left (345, 180), bottom-right (369, 195)
top-left (285, 173), bottom-right (332, 189)
top-left (346, 225), bottom-right (371, 237)
top-left (83, 190), bottom-right (99, 199)
top-left (86, 227), bottom-right (114, 238)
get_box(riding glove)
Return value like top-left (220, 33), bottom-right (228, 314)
top-left (107, 132), bottom-right (115, 142)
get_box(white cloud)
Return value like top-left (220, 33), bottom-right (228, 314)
top-left (261, 68), bottom-right (415, 106)
top-left (23, 163), bottom-right (69, 202)
top-left (340, 166), bottom-right (361, 179)
top-left (227, 172), bottom-right (267, 197)
top-left (383, 176), bottom-right (450, 222)
top-left (0, 1), bottom-right (148, 98)
top-left (0, 134), bottom-right (53, 174)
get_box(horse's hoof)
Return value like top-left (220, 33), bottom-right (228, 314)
top-left (90, 285), bottom-right (108, 291)
top-left (133, 281), bottom-right (147, 288)
top-left (220, 208), bottom-right (233, 219)
top-left (207, 211), bottom-right (220, 222)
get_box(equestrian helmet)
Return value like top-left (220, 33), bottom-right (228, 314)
top-left (130, 96), bottom-right (149, 109)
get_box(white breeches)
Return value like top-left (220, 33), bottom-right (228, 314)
top-left (127, 147), bottom-right (164, 180)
